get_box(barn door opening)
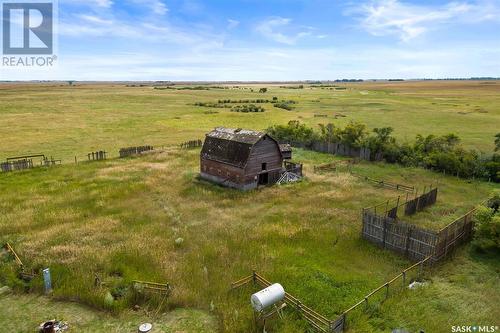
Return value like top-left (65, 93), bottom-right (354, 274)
top-left (258, 172), bottom-right (269, 185)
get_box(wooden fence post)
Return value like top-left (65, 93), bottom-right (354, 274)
top-left (382, 217), bottom-right (388, 249)
top-left (405, 227), bottom-right (413, 257)
top-left (443, 229), bottom-right (449, 258)
top-left (395, 196), bottom-right (400, 217)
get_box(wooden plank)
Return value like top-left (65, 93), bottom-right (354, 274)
top-left (5, 243), bottom-right (23, 267)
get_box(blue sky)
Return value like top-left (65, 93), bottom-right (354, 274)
top-left (3, 0), bottom-right (500, 80)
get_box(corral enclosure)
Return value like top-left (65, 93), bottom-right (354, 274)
top-left (0, 81), bottom-right (499, 332)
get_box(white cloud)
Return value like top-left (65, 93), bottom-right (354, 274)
top-left (65, 0), bottom-right (114, 8)
top-left (256, 17), bottom-right (312, 45)
top-left (227, 19), bottom-right (240, 30)
top-left (4, 43), bottom-right (500, 81)
top-left (65, 0), bottom-right (168, 15)
top-left (350, 0), bottom-right (500, 41)
top-left (59, 10), bottom-right (218, 46)
top-left (130, 0), bottom-right (168, 15)
top-left (78, 14), bottom-right (113, 25)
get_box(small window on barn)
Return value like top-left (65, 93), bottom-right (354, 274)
top-left (262, 163), bottom-right (267, 171)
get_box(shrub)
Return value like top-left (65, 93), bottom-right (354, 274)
top-left (339, 121), bottom-right (368, 148)
top-left (231, 104), bottom-right (265, 113)
top-left (273, 103), bottom-right (294, 111)
top-left (266, 121), bottom-right (500, 182)
top-left (267, 121), bottom-right (318, 144)
top-left (472, 205), bottom-right (500, 253)
top-left (485, 157), bottom-right (500, 182)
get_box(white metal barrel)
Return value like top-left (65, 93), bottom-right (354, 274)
top-left (251, 283), bottom-right (285, 312)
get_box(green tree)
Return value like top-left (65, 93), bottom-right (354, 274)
top-left (267, 121), bottom-right (317, 144)
top-left (339, 121), bottom-right (367, 148)
top-left (495, 133), bottom-right (500, 151)
top-left (318, 123), bottom-right (339, 142)
top-left (472, 205), bottom-right (500, 253)
top-left (373, 127), bottom-right (395, 145)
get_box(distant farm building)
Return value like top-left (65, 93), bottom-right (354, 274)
top-left (200, 127), bottom-right (291, 190)
top-left (279, 144), bottom-right (292, 160)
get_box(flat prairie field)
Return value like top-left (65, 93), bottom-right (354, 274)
top-left (0, 80), bottom-right (499, 160)
top-left (0, 81), bottom-right (499, 333)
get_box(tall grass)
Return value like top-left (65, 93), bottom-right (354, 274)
top-left (1, 148), bottom-right (498, 332)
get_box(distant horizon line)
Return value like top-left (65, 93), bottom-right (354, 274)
top-left (1, 77), bottom-right (500, 84)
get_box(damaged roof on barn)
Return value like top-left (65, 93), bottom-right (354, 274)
top-left (201, 127), bottom-right (282, 168)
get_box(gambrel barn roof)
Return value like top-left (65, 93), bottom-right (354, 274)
top-left (201, 127), bottom-right (281, 168)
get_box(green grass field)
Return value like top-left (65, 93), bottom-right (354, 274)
top-left (1, 80), bottom-right (499, 162)
top-left (0, 81), bottom-right (499, 332)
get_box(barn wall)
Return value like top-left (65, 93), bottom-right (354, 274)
top-left (244, 137), bottom-right (283, 181)
top-left (200, 159), bottom-right (247, 184)
top-left (200, 172), bottom-right (258, 190)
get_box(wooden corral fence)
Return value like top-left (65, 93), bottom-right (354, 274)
top-left (88, 151), bottom-right (107, 161)
top-left (351, 173), bottom-right (416, 193)
top-left (313, 160), bottom-right (357, 174)
top-left (232, 271), bottom-right (332, 333)
top-left (233, 260), bottom-right (430, 333)
top-left (314, 161), bottom-right (337, 173)
top-left (404, 188), bottom-right (438, 215)
top-left (1, 159), bottom-right (33, 172)
top-left (362, 211), bottom-right (438, 261)
top-left (119, 145), bottom-right (154, 158)
top-left (364, 187), bottom-right (438, 219)
top-left (284, 161), bottom-right (303, 176)
top-left (310, 141), bottom-right (371, 161)
top-left (433, 207), bottom-right (478, 261)
top-left (363, 196), bottom-right (482, 263)
top-left (332, 256), bottom-right (432, 332)
top-left (286, 141), bottom-right (375, 161)
top-left (1, 154), bottom-right (61, 173)
top-left (41, 156), bottom-right (62, 166)
top-left (180, 139), bottom-right (203, 149)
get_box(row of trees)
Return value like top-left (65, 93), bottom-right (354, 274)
top-left (267, 121), bottom-right (500, 182)
top-left (231, 104), bottom-right (265, 113)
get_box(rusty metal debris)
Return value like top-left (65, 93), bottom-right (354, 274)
top-left (38, 320), bottom-right (69, 333)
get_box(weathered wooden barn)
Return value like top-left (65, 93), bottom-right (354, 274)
top-left (200, 127), bottom-right (285, 190)
top-left (279, 144), bottom-right (292, 160)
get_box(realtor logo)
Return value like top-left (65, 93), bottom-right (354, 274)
top-left (1, 0), bottom-right (57, 67)
top-left (2, 2), bottom-right (53, 54)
